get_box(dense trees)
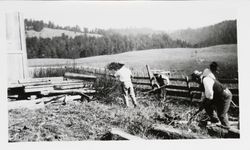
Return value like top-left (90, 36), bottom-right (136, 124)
top-left (26, 32), bottom-right (191, 59)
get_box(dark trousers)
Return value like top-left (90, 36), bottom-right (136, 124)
top-left (204, 89), bottom-right (232, 127)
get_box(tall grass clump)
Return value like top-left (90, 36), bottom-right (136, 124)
top-left (93, 75), bottom-right (124, 106)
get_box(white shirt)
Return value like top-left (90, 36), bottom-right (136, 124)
top-left (201, 68), bottom-right (216, 100)
top-left (202, 76), bottom-right (215, 100)
top-left (114, 66), bottom-right (132, 82)
top-left (202, 68), bottom-right (216, 80)
top-left (160, 74), bottom-right (170, 85)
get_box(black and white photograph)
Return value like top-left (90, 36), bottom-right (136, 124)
top-left (1, 1), bottom-right (250, 148)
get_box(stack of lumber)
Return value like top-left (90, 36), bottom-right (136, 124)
top-left (8, 73), bottom-right (97, 100)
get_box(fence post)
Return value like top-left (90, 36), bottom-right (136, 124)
top-left (146, 65), bottom-right (159, 89)
top-left (185, 76), bottom-right (193, 102)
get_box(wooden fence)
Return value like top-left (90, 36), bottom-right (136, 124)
top-left (69, 66), bottom-right (239, 105)
top-left (29, 66), bottom-right (239, 106)
top-left (132, 76), bottom-right (239, 105)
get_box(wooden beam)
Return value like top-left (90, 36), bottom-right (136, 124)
top-left (18, 77), bottom-right (64, 84)
top-left (41, 89), bottom-right (95, 101)
top-left (64, 72), bottom-right (96, 80)
top-left (24, 87), bottom-right (54, 93)
top-left (101, 128), bottom-right (144, 140)
top-left (54, 84), bottom-right (86, 90)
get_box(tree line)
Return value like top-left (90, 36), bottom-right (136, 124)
top-left (25, 19), bottom-right (99, 33)
top-left (26, 32), bottom-right (191, 59)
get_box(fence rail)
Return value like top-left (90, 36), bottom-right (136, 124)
top-left (132, 76), bottom-right (239, 105)
top-left (88, 68), bottom-right (239, 104)
top-left (29, 66), bottom-right (239, 105)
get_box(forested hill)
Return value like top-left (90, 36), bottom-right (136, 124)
top-left (25, 19), bottom-right (236, 59)
top-left (169, 20), bottom-right (237, 47)
top-left (25, 19), bottom-right (191, 59)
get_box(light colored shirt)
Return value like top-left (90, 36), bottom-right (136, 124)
top-left (202, 76), bottom-right (215, 100)
top-left (114, 66), bottom-right (132, 82)
top-left (160, 74), bottom-right (170, 85)
top-left (202, 68), bottom-right (216, 80)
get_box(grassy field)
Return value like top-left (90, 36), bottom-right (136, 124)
top-left (28, 44), bottom-right (238, 78)
top-left (9, 90), bottom-right (211, 142)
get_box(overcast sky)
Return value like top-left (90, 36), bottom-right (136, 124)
top-left (3, 1), bottom-right (237, 32)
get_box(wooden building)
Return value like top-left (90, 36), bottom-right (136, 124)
top-left (5, 12), bottom-right (29, 83)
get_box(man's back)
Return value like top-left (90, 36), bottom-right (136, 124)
top-left (114, 66), bottom-right (132, 82)
top-left (202, 68), bottom-right (216, 79)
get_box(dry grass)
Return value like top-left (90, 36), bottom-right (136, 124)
top-left (9, 89), bottom-right (213, 142)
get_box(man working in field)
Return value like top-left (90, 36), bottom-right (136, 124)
top-left (192, 69), bottom-right (232, 129)
top-left (153, 71), bottom-right (170, 100)
top-left (107, 62), bottom-right (138, 108)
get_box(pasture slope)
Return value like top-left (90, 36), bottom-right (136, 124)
top-left (28, 44), bottom-right (238, 78)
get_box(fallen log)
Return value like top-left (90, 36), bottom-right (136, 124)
top-left (149, 124), bottom-right (210, 139)
top-left (207, 124), bottom-right (240, 138)
top-left (64, 72), bottom-right (97, 81)
top-left (36, 95), bottom-right (83, 105)
top-left (100, 128), bottom-right (144, 140)
top-left (36, 95), bottom-right (66, 105)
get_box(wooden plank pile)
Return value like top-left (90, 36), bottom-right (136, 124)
top-left (8, 72), bottom-right (96, 102)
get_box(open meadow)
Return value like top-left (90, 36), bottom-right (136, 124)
top-left (28, 44), bottom-right (238, 78)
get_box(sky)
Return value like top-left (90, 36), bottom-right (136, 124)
top-left (3, 1), bottom-right (237, 32)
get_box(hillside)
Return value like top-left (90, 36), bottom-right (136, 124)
top-left (28, 44), bottom-right (238, 78)
top-left (107, 27), bottom-right (164, 36)
top-left (169, 20), bottom-right (237, 47)
top-left (26, 27), bottom-right (102, 39)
